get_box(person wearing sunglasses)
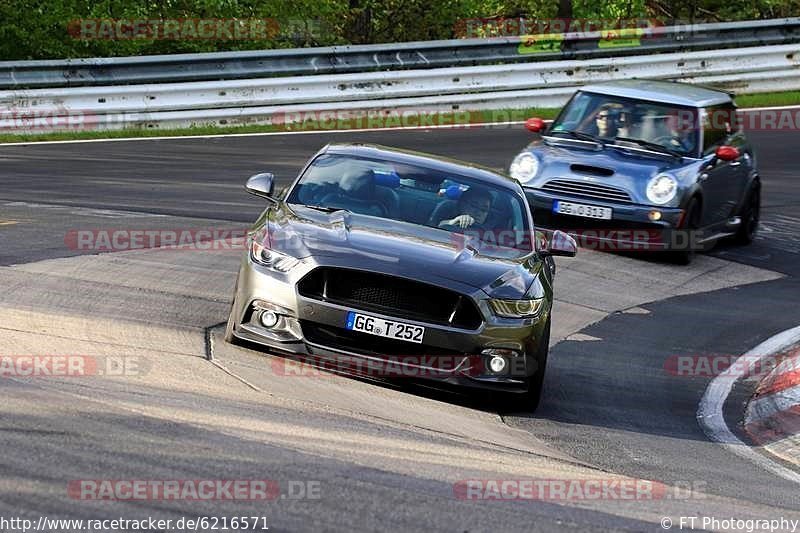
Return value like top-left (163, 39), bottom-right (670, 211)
top-left (592, 104), bottom-right (620, 139)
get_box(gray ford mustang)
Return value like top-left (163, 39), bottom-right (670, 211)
top-left (510, 80), bottom-right (761, 264)
top-left (225, 144), bottom-right (576, 409)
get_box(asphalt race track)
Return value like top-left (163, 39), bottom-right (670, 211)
top-left (2, 126), bottom-right (800, 531)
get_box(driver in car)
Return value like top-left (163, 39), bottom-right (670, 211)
top-left (662, 112), bottom-right (698, 153)
top-left (438, 187), bottom-right (493, 230)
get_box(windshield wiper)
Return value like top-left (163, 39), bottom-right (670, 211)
top-left (612, 136), bottom-right (684, 158)
top-left (296, 204), bottom-right (349, 214)
top-left (550, 129), bottom-right (602, 143)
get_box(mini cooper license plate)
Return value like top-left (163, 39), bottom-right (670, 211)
top-left (553, 200), bottom-right (613, 220)
top-left (345, 311), bottom-right (425, 344)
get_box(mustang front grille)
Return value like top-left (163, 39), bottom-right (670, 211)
top-left (541, 179), bottom-right (633, 204)
top-left (297, 267), bottom-right (482, 330)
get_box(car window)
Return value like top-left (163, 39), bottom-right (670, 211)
top-left (287, 154), bottom-right (533, 251)
top-left (550, 91), bottom-right (700, 156)
top-left (702, 104), bottom-right (735, 154)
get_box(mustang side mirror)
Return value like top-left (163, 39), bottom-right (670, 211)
top-left (245, 173), bottom-right (276, 201)
top-left (540, 230), bottom-right (577, 257)
top-left (525, 117), bottom-right (546, 133)
top-left (715, 145), bottom-right (740, 162)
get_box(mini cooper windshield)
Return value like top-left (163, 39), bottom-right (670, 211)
top-left (549, 91), bottom-right (701, 157)
top-left (287, 153), bottom-right (534, 251)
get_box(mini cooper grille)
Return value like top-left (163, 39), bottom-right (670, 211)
top-left (297, 267), bottom-right (482, 330)
top-left (300, 321), bottom-right (465, 357)
top-left (541, 179), bottom-right (633, 204)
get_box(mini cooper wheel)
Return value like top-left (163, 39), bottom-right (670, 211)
top-left (734, 182), bottom-right (760, 245)
top-left (670, 197), bottom-right (701, 265)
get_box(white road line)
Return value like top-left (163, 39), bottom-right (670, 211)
top-left (2, 201), bottom-right (167, 218)
top-left (697, 325), bottom-right (800, 484)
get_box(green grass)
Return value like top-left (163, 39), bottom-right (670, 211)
top-left (1, 89), bottom-right (799, 144)
top-left (733, 90), bottom-right (800, 109)
top-left (0, 107), bottom-right (560, 144)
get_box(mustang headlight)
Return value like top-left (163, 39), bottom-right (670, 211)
top-left (489, 298), bottom-right (545, 318)
top-left (250, 231), bottom-right (300, 272)
top-left (646, 174), bottom-right (678, 205)
top-left (509, 152), bottom-right (539, 183)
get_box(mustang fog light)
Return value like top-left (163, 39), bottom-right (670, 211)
top-left (488, 356), bottom-right (507, 373)
top-left (648, 210), bottom-right (662, 221)
top-left (259, 310), bottom-right (279, 328)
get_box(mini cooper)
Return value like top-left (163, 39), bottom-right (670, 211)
top-left (509, 79), bottom-right (760, 263)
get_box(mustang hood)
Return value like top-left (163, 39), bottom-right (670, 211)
top-left (262, 205), bottom-right (540, 299)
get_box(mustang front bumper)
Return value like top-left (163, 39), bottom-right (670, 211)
top-left (226, 256), bottom-right (549, 393)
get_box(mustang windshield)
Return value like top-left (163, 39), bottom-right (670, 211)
top-left (549, 91), bottom-right (700, 157)
top-left (287, 154), bottom-right (533, 251)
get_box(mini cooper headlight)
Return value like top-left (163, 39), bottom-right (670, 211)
top-left (509, 152), bottom-right (539, 183)
top-left (646, 174), bottom-right (678, 205)
top-left (250, 230), bottom-right (300, 272)
top-left (489, 298), bottom-right (545, 318)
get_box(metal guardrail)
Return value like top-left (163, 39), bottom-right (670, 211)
top-left (0, 18), bottom-right (799, 89)
top-left (1, 20), bottom-right (799, 133)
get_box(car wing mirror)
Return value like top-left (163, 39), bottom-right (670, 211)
top-left (245, 173), bottom-right (276, 201)
top-left (539, 229), bottom-right (577, 257)
top-left (715, 145), bottom-right (740, 162)
top-left (525, 117), bottom-right (546, 134)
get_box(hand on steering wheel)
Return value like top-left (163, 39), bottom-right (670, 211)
top-left (450, 214), bottom-right (476, 228)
